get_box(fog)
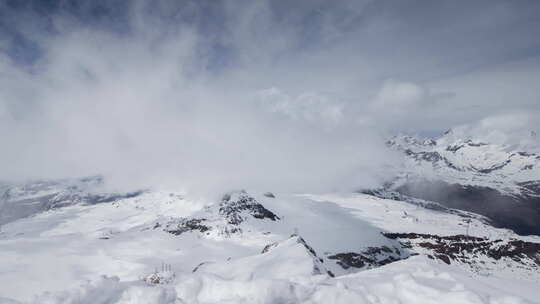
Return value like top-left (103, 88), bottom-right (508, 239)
top-left (1, 0), bottom-right (539, 195)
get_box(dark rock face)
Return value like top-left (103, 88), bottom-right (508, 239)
top-left (164, 218), bottom-right (210, 236)
top-left (383, 232), bottom-right (485, 242)
top-left (261, 242), bottom-right (279, 254)
top-left (192, 261), bottom-right (213, 273)
top-left (164, 191), bottom-right (280, 237)
top-left (328, 246), bottom-right (407, 270)
top-left (293, 234), bottom-right (323, 263)
top-left (472, 159), bottom-right (511, 174)
top-left (328, 253), bottom-right (368, 269)
top-left (219, 191), bottom-right (280, 225)
top-left (394, 180), bottom-right (540, 236)
top-left (383, 232), bottom-right (540, 267)
top-left (401, 149), bottom-right (463, 171)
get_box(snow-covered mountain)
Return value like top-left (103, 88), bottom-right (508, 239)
top-left (386, 130), bottom-right (540, 195)
top-left (0, 176), bottom-right (143, 226)
top-left (1, 179), bottom-right (540, 303)
top-left (384, 130), bottom-right (540, 235)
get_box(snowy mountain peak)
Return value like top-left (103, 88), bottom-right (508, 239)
top-left (388, 132), bottom-right (540, 195)
top-left (195, 234), bottom-right (335, 280)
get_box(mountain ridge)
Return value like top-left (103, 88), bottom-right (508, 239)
top-left (384, 131), bottom-right (540, 235)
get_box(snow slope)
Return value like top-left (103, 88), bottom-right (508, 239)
top-left (1, 184), bottom-right (539, 303)
top-left (30, 256), bottom-right (539, 304)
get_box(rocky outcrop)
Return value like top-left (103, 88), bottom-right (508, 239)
top-left (383, 232), bottom-right (540, 268)
top-left (219, 191), bottom-right (280, 225)
top-left (263, 234), bottom-right (335, 277)
top-left (163, 191), bottom-right (280, 237)
top-left (164, 218), bottom-right (211, 236)
top-left (328, 246), bottom-right (407, 270)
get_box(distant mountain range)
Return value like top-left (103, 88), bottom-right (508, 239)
top-left (382, 129), bottom-right (540, 235)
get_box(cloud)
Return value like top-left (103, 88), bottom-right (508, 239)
top-left (372, 80), bottom-right (427, 109)
top-left (0, 0), bottom-right (539, 195)
top-left (256, 87), bottom-right (345, 125)
top-left (446, 113), bottom-right (540, 151)
top-left (0, 2), bottom-right (398, 196)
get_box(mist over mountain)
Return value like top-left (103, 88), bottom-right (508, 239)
top-left (2, 0), bottom-right (539, 194)
top-left (1, 1), bottom-right (540, 303)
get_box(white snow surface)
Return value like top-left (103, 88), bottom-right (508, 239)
top-left (0, 190), bottom-right (539, 303)
top-left (28, 256), bottom-right (539, 304)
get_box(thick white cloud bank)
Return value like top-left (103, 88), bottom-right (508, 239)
top-left (0, 23), bottom-right (396, 195)
top-left (1, 0), bottom-right (539, 194)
